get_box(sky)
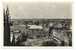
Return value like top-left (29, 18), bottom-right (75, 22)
top-left (3, 1), bottom-right (72, 19)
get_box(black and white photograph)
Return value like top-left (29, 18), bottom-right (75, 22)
top-left (3, 1), bottom-right (72, 46)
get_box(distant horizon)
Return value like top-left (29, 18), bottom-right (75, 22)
top-left (10, 16), bottom-right (72, 19)
top-left (10, 17), bottom-right (72, 20)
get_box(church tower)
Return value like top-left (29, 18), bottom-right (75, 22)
top-left (4, 6), bottom-right (11, 46)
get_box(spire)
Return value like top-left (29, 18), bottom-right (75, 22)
top-left (6, 6), bottom-right (9, 17)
